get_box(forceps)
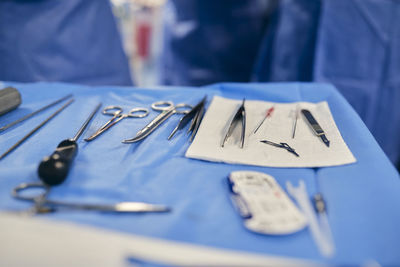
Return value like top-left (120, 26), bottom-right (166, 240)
top-left (12, 182), bottom-right (170, 214)
top-left (260, 139), bottom-right (299, 157)
top-left (85, 106), bottom-right (149, 141)
top-left (221, 99), bottom-right (246, 148)
top-left (123, 101), bottom-right (192, 143)
top-left (168, 96), bottom-right (207, 142)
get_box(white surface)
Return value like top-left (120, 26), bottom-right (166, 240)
top-left (0, 212), bottom-right (322, 267)
top-left (186, 96), bottom-right (356, 167)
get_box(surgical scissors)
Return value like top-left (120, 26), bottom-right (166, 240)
top-left (123, 101), bottom-right (192, 143)
top-left (12, 182), bottom-right (170, 214)
top-left (85, 105), bottom-right (149, 141)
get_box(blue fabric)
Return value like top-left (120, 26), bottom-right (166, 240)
top-left (0, 0), bottom-right (133, 86)
top-left (160, 0), bottom-right (275, 86)
top-left (0, 81), bottom-right (399, 266)
top-left (314, 0), bottom-right (400, 167)
top-left (253, 0), bottom-right (400, 167)
top-left (252, 0), bottom-right (321, 82)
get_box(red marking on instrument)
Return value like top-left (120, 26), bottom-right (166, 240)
top-left (266, 106), bottom-right (275, 118)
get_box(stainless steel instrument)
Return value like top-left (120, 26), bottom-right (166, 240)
top-left (12, 182), bottom-right (170, 214)
top-left (122, 101), bottom-right (192, 143)
top-left (85, 105), bottom-right (149, 141)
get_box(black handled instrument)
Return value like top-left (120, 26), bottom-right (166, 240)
top-left (38, 103), bottom-right (101, 186)
top-left (0, 86), bottom-right (21, 116)
top-left (301, 109), bottom-right (330, 147)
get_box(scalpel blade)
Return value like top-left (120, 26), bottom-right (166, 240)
top-left (320, 134), bottom-right (330, 147)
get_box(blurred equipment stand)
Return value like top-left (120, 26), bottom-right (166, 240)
top-left (110, 0), bottom-right (166, 87)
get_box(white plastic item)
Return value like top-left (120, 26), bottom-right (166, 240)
top-left (228, 171), bottom-right (307, 235)
top-left (286, 180), bottom-right (335, 258)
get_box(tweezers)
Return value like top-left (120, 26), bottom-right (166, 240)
top-left (168, 96), bottom-right (207, 142)
top-left (260, 139), bottom-right (299, 157)
top-left (221, 98), bottom-right (246, 148)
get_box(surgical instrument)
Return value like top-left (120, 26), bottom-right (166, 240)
top-left (84, 105), bottom-right (149, 141)
top-left (122, 101), bottom-right (192, 143)
top-left (313, 193), bottom-right (334, 257)
top-left (301, 109), bottom-right (330, 147)
top-left (38, 103), bottom-right (101, 186)
top-left (292, 105), bottom-right (299, 139)
top-left (0, 99), bottom-right (74, 160)
top-left (0, 87), bottom-right (21, 116)
top-left (168, 96), bottom-right (206, 141)
top-left (221, 98), bottom-right (246, 148)
top-left (260, 140), bottom-right (299, 157)
top-left (286, 180), bottom-right (335, 257)
top-left (12, 182), bottom-right (170, 214)
top-left (253, 105), bottom-right (274, 134)
top-left (0, 94), bottom-right (72, 132)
